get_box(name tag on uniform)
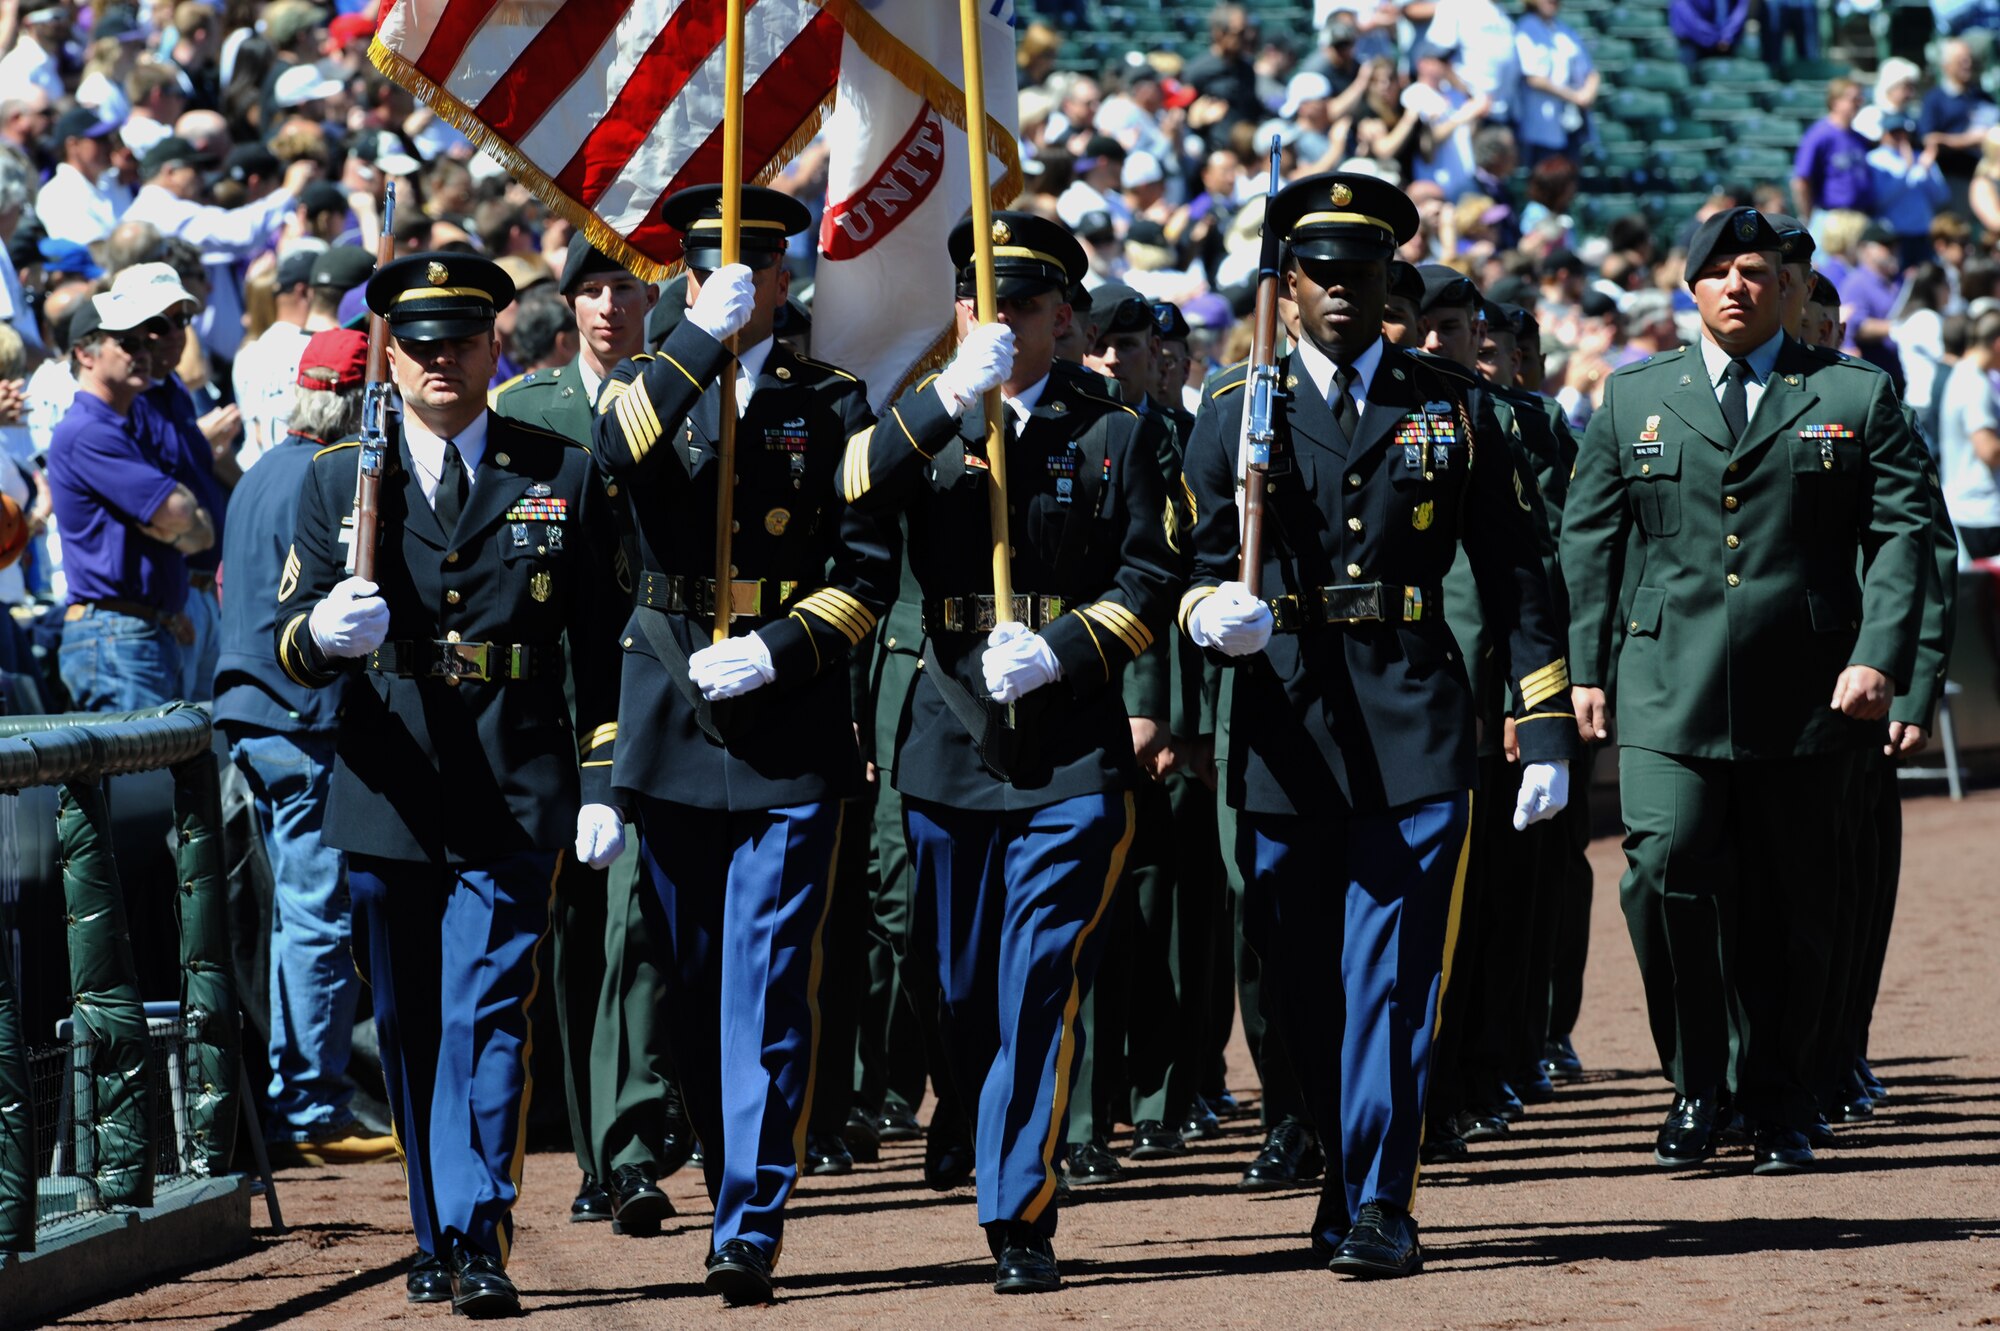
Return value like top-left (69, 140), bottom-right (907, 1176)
top-left (1632, 442), bottom-right (1663, 458)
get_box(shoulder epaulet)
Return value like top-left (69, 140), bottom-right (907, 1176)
top-left (312, 440), bottom-right (360, 461)
top-left (789, 352), bottom-right (859, 383)
top-left (1067, 380), bottom-right (1138, 417)
top-left (1606, 354), bottom-right (1656, 381)
top-left (500, 417), bottom-right (592, 454)
top-left (1406, 348), bottom-right (1476, 384)
top-left (490, 371), bottom-right (529, 398)
top-left (1207, 364), bottom-right (1249, 399)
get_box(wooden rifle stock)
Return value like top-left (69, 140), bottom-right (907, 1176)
top-left (350, 181), bottom-right (398, 581)
top-left (1235, 137), bottom-right (1285, 597)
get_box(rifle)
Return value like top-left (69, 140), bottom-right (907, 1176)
top-left (349, 180), bottom-right (397, 580)
top-left (1236, 136), bottom-right (1284, 596)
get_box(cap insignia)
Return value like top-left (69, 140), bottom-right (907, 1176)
top-left (426, 260), bottom-right (449, 285)
top-left (1331, 182), bottom-right (1353, 207)
top-left (1733, 214), bottom-right (1757, 242)
top-left (992, 220), bottom-right (1012, 245)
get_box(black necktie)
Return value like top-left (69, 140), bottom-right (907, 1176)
top-left (1720, 358), bottom-right (1750, 441)
top-left (1332, 365), bottom-right (1360, 443)
top-left (436, 439), bottom-right (467, 532)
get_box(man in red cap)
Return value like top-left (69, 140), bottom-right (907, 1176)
top-left (215, 329), bottom-right (400, 1177)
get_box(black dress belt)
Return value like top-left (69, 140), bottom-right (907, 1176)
top-left (637, 571), bottom-right (799, 622)
top-left (1267, 583), bottom-right (1440, 632)
top-left (368, 639), bottom-right (554, 684)
top-left (921, 593), bottom-right (1068, 635)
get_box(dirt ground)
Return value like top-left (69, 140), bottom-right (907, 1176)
top-left (47, 785), bottom-right (2000, 1330)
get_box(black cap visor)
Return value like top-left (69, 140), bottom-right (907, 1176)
top-left (683, 245), bottom-right (782, 273)
top-left (1290, 234), bottom-right (1395, 263)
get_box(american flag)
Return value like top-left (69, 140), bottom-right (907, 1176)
top-left (370, 0), bottom-right (847, 275)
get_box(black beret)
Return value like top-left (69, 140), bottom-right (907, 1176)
top-left (1088, 282), bottom-right (1153, 335)
top-left (660, 184), bottom-right (809, 270)
top-left (950, 211), bottom-right (1087, 301)
top-left (1416, 263), bottom-right (1477, 313)
top-left (366, 251), bottom-right (515, 340)
top-left (1498, 301), bottom-right (1537, 337)
top-left (1808, 269), bottom-right (1841, 307)
top-left (1271, 171), bottom-right (1419, 263)
top-left (1683, 207), bottom-right (1784, 285)
top-left (647, 274), bottom-right (689, 349)
top-left (1387, 260), bottom-right (1424, 304)
top-left (1153, 300), bottom-right (1191, 342)
top-left (1765, 212), bottom-right (1815, 264)
top-left (1477, 294), bottom-right (1513, 332)
top-left (560, 231), bottom-right (631, 294)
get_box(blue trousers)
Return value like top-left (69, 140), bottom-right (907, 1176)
top-left (633, 798), bottom-right (841, 1258)
top-left (1240, 793), bottom-right (1472, 1237)
top-left (349, 851), bottom-right (557, 1264)
top-left (58, 607), bottom-right (181, 712)
top-left (231, 730), bottom-right (357, 1141)
top-left (904, 791), bottom-right (1134, 1238)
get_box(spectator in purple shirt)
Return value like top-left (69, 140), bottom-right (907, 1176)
top-left (1793, 80), bottom-right (1876, 234)
top-left (48, 294), bottom-right (218, 712)
top-left (1669, 0), bottom-right (1750, 67)
top-left (1841, 224), bottom-right (1908, 389)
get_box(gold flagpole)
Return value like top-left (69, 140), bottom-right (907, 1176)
top-left (712, 0), bottom-right (747, 645)
top-left (957, 0), bottom-right (1012, 619)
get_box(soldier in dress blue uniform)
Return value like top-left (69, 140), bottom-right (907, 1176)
top-left (841, 211), bottom-right (1178, 1294)
top-left (587, 184), bottom-right (993, 1305)
top-left (275, 253), bottom-right (628, 1318)
top-left (1179, 173), bottom-right (1576, 1279)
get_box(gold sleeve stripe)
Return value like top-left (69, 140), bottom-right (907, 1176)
top-left (661, 353), bottom-right (700, 389)
top-left (787, 612), bottom-right (825, 672)
top-left (597, 380), bottom-right (629, 414)
top-left (1072, 610), bottom-right (1110, 673)
top-left (1083, 601), bottom-right (1153, 655)
top-left (890, 404), bottom-right (934, 460)
top-left (1182, 477), bottom-right (1198, 523)
top-left (1178, 584), bottom-right (1219, 632)
top-left (632, 380), bottom-right (663, 441)
top-left (1519, 659), bottom-right (1571, 711)
top-left (842, 427), bottom-right (875, 503)
top-left (616, 391), bottom-right (661, 462)
top-left (581, 759), bottom-right (614, 767)
top-left (1516, 712), bottom-right (1575, 723)
top-left (581, 722), bottom-right (618, 754)
top-left (277, 613), bottom-right (317, 687)
top-left (794, 589), bottom-right (877, 644)
top-left (1209, 378), bottom-right (1246, 399)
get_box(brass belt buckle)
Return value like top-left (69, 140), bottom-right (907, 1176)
top-left (728, 579), bottom-right (763, 620)
top-left (436, 639), bottom-right (491, 681)
top-left (1324, 583), bottom-right (1383, 624)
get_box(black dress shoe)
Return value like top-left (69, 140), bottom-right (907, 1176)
top-left (1454, 1108), bottom-right (1509, 1142)
top-left (1836, 1095), bottom-right (1874, 1123)
top-left (923, 1133), bottom-right (975, 1190)
top-left (448, 1240), bottom-right (520, 1318)
top-left (1805, 1114), bottom-right (1837, 1149)
top-left (609, 1162), bottom-right (674, 1235)
top-left (705, 1238), bottom-right (775, 1305)
top-left (1328, 1201), bottom-right (1422, 1279)
top-left (992, 1227), bottom-right (1061, 1294)
top-left (1066, 1137), bottom-right (1123, 1183)
top-left (875, 1104), bottom-right (923, 1141)
top-left (1492, 1081), bottom-right (1527, 1122)
top-left (1180, 1096), bottom-right (1222, 1141)
top-left (570, 1172), bottom-right (613, 1223)
top-left (1856, 1057), bottom-right (1887, 1102)
top-left (1752, 1125), bottom-right (1814, 1175)
top-left (1129, 1120), bottom-right (1187, 1160)
top-left (1239, 1117), bottom-right (1324, 1190)
top-left (842, 1108), bottom-right (883, 1163)
top-left (1513, 1065), bottom-right (1557, 1104)
top-left (1654, 1091), bottom-right (1720, 1167)
top-left (804, 1131), bottom-right (855, 1176)
top-left (405, 1249), bottom-right (453, 1303)
top-left (1419, 1126), bottom-right (1469, 1164)
top-left (660, 1083), bottom-right (696, 1178)
top-left (1541, 1035), bottom-right (1584, 1080)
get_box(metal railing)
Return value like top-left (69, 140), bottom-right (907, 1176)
top-left (0, 704), bottom-right (237, 1253)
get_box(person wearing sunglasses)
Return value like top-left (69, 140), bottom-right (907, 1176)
top-left (46, 291), bottom-right (216, 713)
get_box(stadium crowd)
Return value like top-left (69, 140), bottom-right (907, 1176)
top-left (0, 0), bottom-right (1991, 1310)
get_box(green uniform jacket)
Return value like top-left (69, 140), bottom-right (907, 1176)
top-left (492, 361), bottom-right (597, 440)
top-left (1892, 407), bottom-right (1958, 729)
top-left (1562, 338), bottom-right (1930, 760)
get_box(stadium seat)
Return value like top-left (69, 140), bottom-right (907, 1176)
top-left (1689, 87), bottom-right (1758, 119)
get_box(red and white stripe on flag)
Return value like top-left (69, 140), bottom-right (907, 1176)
top-left (370, 0), bottom-right (844, 275)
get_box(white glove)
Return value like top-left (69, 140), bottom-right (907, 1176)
top-left (982, 620), bottom-right (1063, 703)
top-left (688, 631), bottom-right (776, 700)
top-left (307, 576), bottom-right (390, 658)
top-left (574, 803), bottom-right (626, 870)
top-left (1186, 582), bottom-right (1273, 657)
top-left (933, 322), bottom-right (1017, 416)
top-left (687, 262), bottom-right (756, 343)
top-left (1512, 760), bottom-right (1570, 831)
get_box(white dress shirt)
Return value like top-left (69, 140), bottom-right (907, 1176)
top-left (1293, 332), bottom-right (1386, 422)
top-left (733, 336), bottom-right (773, 416)
top-left (1698, 328), bottom-right (1785, 424)
top-left (403, 409), bottom-right (489, 509)
top-left (37, 164), bottom-right (132, 246)
top-left (1005, 371), bottom-right (1051, 434)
